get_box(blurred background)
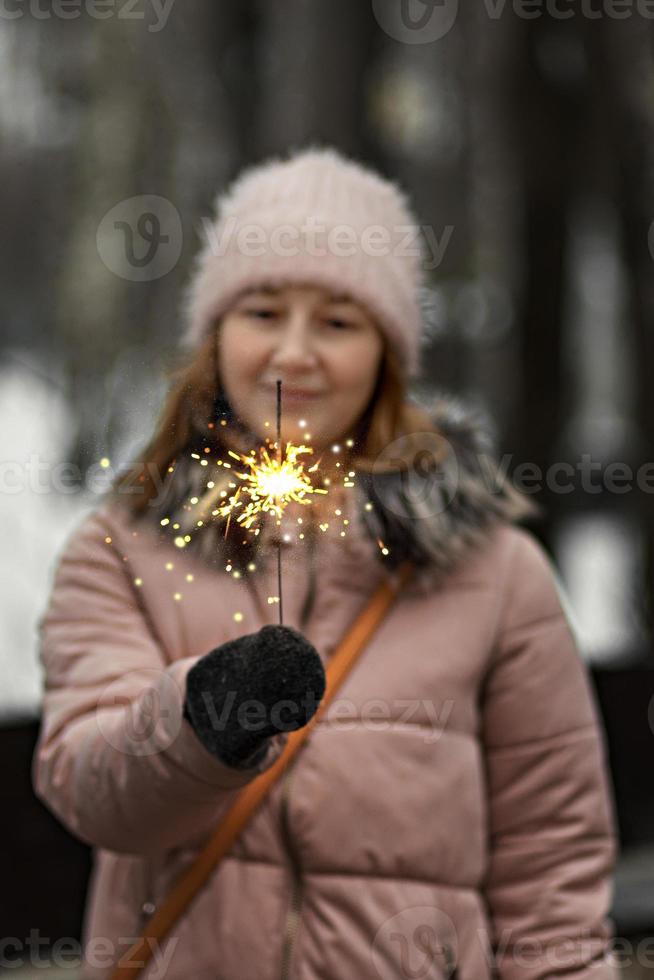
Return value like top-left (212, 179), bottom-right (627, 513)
top-left (1, 0), bottom-right (654, 976)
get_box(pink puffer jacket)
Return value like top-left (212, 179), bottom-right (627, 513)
top-left (32, 400), bottom-right (619, 980)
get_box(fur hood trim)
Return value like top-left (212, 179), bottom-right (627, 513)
top-left (130, 389), bottom-right (542, 592)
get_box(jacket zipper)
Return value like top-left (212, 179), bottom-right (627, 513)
top-left (278, 528), bottom-right (317, 980)
top-left (138, 856), bottom-right (156, 929)
top-left (444, 945), bottom-right (459, 979)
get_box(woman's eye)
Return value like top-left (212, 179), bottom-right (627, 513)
top-left (324, 317), bottom-right (352, 329)
top-left (244, 308), bottom-right (278, 320)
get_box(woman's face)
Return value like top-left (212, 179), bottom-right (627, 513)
top-left (216, 284), bottom-right (384, 451)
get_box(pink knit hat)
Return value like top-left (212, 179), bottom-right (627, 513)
top-left (180, 147), bottom-right (427, 380)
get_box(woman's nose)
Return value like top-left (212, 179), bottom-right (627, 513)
top-left (270, 316), bottom-right (318, 367)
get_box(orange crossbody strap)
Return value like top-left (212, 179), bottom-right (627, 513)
top-left (110, 559), bottom-right (415, 980)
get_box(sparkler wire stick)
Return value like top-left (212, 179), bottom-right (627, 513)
top-left (276, 379), bottom-right (283, 626)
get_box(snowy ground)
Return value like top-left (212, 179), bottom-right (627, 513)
top-left (0, 358), bottom-right (93, 722)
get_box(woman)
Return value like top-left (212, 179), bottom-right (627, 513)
top-left (33, 148), bottom-right (619, 979)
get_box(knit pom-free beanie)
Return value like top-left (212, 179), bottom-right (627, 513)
top-left (180, 147), bottom-right (427, 380)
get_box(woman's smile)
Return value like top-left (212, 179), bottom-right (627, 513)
top-left (217, 284), bottom-right (384, 450)
top-left (260, 383), bottom-right (326, 403)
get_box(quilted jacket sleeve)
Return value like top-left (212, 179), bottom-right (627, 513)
top-left (31, 506), bottom-right (287, 857)
top-left (480, 527), bottom-right (619, 979)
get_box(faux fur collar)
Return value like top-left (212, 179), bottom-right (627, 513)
top-left (357, 389), bottom-right (542, 573)
top-left (130, 389), bottom-right (541, 591)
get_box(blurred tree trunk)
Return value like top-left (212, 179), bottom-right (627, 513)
top-left (0, 15), bottom-right (91, 367)
top-left (254, 0), bottom-right (375, 158)
top-left (462, 6), bottom-right (527, 441)
top-left (506, 17), bottom-right (590, 546)
top-left (368, 2), bottom-right (473, 393)
top-left (587, 19), bottom-right (654, 644)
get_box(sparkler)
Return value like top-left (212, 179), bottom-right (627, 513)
top-left (275, 380), bottom-right (283, 625)
top-left (214, 380), bottom-right (327, 624)
top-left (132, 390), bottom-right (384, 604)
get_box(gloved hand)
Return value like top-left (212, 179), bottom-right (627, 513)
top-left (183, 625), bottom-right (326, 769)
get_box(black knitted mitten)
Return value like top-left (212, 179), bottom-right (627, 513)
top-left (184, 625), bottom-right (326, 769)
